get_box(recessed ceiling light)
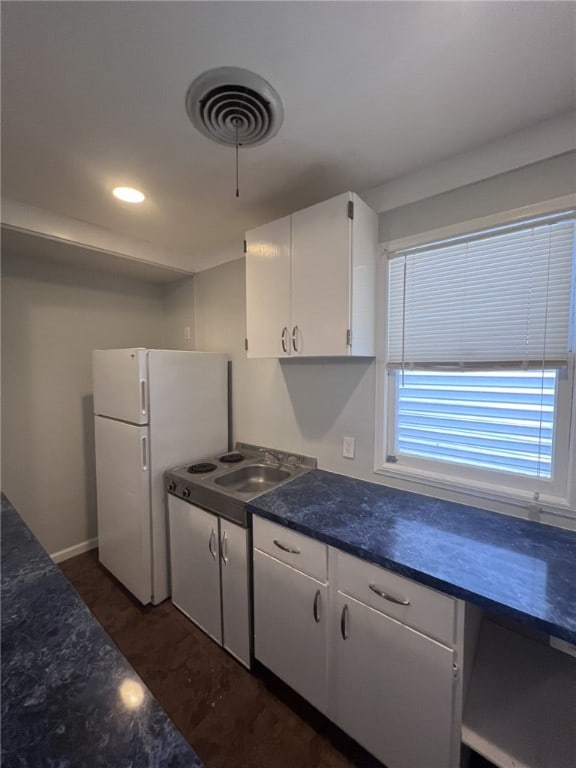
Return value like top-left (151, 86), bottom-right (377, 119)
top-left (112, 186), bottom-right (145, 204)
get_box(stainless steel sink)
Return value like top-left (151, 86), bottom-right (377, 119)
top-left (214, 464), bottom-right (291, 494)
top-left (165, 443), bottom-right (317, 526)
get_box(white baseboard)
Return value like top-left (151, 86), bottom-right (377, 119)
top-left (50, 537), bottom-right (98, 564)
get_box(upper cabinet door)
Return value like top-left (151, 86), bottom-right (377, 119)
top-left (246, 216), bottom-right (291, 358)
top-left (244, 192), bottom-right (377, 359)
top-left (291, 193), bottom-right (352, 357)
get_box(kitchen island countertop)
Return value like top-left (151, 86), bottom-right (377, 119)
top-left (1, 493), bottom-right (203, 768)
top-left (248, 469), bottom-right (576, 644)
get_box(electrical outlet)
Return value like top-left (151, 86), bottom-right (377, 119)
top-left (184, 326), bottom-right (191, 341)
top-left (343, 436), bottom-right (355, 459)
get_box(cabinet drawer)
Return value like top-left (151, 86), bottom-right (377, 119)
top-left (336, 550), bottom-right (455, 646)
top-left (253, 516), bottom-right (327, 582)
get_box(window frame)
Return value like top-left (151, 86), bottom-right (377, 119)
top-left (375, 195), bottom-right (576, 520)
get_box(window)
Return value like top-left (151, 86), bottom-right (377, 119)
top-left (380, 210), bottom-right (576, 510)
top-left (393, 369), bottom-right (558, 479)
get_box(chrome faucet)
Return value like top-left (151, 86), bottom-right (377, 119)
top-left (261, 448), bottom-right (283, 466)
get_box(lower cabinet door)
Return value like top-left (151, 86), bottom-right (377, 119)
top-left (254, 549), bottom-right (328, 714)
top-left (168, 497), bottom-right (222, 644)
top-left (334, 592), bottom-right (456, 768)
top-left (220, 521), bottom-right (251, 668)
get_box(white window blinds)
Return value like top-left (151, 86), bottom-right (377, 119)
top-left (387, 213), bottom-right (575, 368)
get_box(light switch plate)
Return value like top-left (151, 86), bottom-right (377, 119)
top-left (343, 436), bottom-right (355, 459)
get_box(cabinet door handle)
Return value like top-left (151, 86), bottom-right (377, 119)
top-left (313, 590), bottom-right (321, 623)
top-left (208, 529), bottom-right (217, 559)
top-left (220, 530), bottom-right (229, 564)
top-left (340, 604), bottom-right (349, 639)
top-left (291, 325), bottom-right (299, 352)
top-left (273, 539), bottom-right (301, 555)
top-left (369, 583), bottom-right (410, 606)
top-left (281, 326), bottom-right (289, 353)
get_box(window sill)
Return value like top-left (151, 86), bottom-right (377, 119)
top-left (373, 462), bottom-right (575, 529)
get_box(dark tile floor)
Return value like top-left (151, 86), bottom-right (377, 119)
top-left (60, 550), bottom-right (495, 768)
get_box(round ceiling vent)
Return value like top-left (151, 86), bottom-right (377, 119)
top-left (185, 67), bottom-right (284, 148)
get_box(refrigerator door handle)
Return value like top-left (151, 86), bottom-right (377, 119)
top-left (141, 436), bottom-right (148, 471)
top-left (140, 380), bottom-right (147, 416)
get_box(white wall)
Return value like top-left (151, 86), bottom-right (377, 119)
top-left (162, 276), bottom-right (196, 350)
top-left (193, 154), bottom-right (575, 527)
top-left (193, 258), bottom-right (376, 476)
top-left (3, 152), bottom-right (573, 556)
top-left (379, 151), bottom-right (576, 243)
top-left (1, 252), bottom-right (168, 556)
top-left (363, 114), bottom-right (576, 213)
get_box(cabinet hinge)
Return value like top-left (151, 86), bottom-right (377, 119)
top-left (453, 663), bottom-right (459, 681)
top-left (244, 338), bottom-right (248, 351)
top-left (346, 329), bottom-right (352, 346)
top-left (243, 239), bottom-right (247, 254)
top-left (347, 200), bottom-right (354, 220)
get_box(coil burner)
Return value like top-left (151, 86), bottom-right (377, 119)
top-left (218, 453), bottom-right (244, 464)
top-left (187, 462), bottom-right (218, 474)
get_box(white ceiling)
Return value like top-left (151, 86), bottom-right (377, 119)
top-left (2, 1), bottom-right (575, 273)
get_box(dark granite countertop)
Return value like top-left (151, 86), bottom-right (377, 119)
top-left (1, 494), bottom-right (202, 768)
top-left (248, 470), bottom-right (576, 644)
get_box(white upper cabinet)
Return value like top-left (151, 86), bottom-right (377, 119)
top-left (245, 215), bottom-right (291, 358)
top-left (245, 192), bottom-right (377, 358)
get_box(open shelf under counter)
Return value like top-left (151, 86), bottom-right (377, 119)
top-left (462, 618), bottom-right (576, 768)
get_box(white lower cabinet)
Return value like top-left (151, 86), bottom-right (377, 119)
top-left (220, 519), bottom-right (251, 666)
top-left (168, 496), bottom-right (251, 668)
top-left (334, 592), bottom-right (456, 768)
top-left (169, 497), bottom-right (222, 642)
top-left (252, 517), bottom-right (467, 768)
top-left (253, 549), bottom-right (328, 714)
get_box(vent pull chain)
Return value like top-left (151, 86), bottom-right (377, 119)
top-left (234, 118), bottom-right (240, 198)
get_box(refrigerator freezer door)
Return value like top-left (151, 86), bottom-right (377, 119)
top-left (93, 348), bottom-right (148, 425)
top-left (147, 350), bottom-right (228, 604)
top-left (95, 416), bottom-right (152, 604)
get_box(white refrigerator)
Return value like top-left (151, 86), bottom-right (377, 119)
top-left (92, 348), bottom-right (228, 605)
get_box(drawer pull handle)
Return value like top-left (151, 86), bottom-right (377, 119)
top-left (273, 539), bottom-right (301, 555)
top-left (340, 604), bottom-right (349, 639)
top-left (369, 583), bottom-right (410, 606)
top-left (313, 590), bottom-right (321, 623)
